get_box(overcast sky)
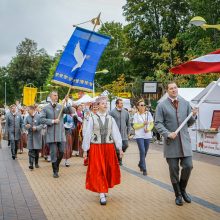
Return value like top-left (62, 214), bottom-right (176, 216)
top-left (0, 0), bottom-right (126, 67)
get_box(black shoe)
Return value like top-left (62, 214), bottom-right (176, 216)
top-left (53, 172), bottom-right (59, 178)
top-left (138, 164), bottom-right (143, 172)
top-left (35, 164), bottom-right (40, 168)
top-left (172, 183), bottom-right (183, 206)
top-left (12, 156), bottom-right (15, 160)
top-left (179, 179), bottom-right (191, 203)
top-left (29, 165), bottom-right (34, 170)
top-left (143, 170), bottom-right (147, 176)
top-left (175, 196), bottom-right (183, 206)
top-left (119, 161), bottom-right (123, 166)
top-left (181, 191), bottom-right (191, 203)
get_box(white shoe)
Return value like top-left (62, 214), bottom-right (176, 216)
top-left (64, 160), bottom-right (70, 167)
top-left (47, 155), bottom-right (51, 162)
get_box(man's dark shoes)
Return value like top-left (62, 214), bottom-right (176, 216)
top-left (29, 165), bottom-right (34, 170)
top-left (180, 179), bottom-right (191, 203)
top-left (143, 170), bottom-right (147, 176)
top-left (52, 162), bottom-right (59, 178)
top-left (172, 183), bottom-right (183, 206)
top-left (35, 164), bottom-right (40, 168)
top-left (12, 156), bottom-right (15, 160)
top-left (175, 196), bottom-right (183, 206)
top-left (53, 172), bottom-right (59, 178)
top-left (181, 191), bottom-right (191, 203)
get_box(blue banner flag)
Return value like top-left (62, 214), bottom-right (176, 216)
top-left (52, 27), bottom-right (110, 91)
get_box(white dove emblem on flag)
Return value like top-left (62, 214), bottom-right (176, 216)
top-left (71, 41), bottom-right (87, 72)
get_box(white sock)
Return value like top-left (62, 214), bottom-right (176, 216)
top-left (100, 193), bottom-right (105, 199)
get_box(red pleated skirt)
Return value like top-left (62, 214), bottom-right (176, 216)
top-left (86, 143), bottom-right (121, 193)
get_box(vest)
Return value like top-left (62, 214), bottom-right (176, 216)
top-left (91, 114), bottom-right (114, 144)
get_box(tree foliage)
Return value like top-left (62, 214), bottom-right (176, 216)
top-left (6, 38), bottom-right (52, 102)
top-left (1, 0), bottom-right (220, 105)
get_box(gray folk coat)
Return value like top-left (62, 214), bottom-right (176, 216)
top-left (40, 103), bottom-right (73, 143)
top-left (109, 108), bottom-right (131, 140)
top-left (5, 112), bottom-right (24, 141)
top-left (24, 113), bottom-right (43, 150)
top-left (155, 96), bottom-right (196, 158)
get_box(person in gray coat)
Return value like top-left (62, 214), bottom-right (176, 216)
top-left (25, 105), bottom-right (43, 170)
top-left (40, 91), bottom-right (73, 178)
top-left (155, 82), bottom-right (197, 206)
top-left (109, 98), bottom-right (131, 165)
top-left (5, 104), bottom-right (24, 159)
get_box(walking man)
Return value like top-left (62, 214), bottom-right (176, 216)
top-left (5, 104), bottom-right (24, 159)
top-left (25, 105), bottom-right (43, 170)
top-left (155, 82), bottom-right (197, 206)
top-left (110, 98), bottom-right (131, 165)
top-left (40, 91), bottom-right (73, 178)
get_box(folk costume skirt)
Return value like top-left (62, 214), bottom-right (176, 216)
top-left (18, 133), bottom-right (27, 152)
top-left (86, 143), bottom-right (121, 193)
top-left (63, 132), bottom-right (73, 160)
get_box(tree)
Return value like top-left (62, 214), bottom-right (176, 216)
top-left (123, 0), bottom-right (191, 78)
top-left (0, 67), bottom-right (15, 106)
top-left (97, 22), bottom-right (133, 86)
top-left (7, 38), bottom-right (52, 101)
top-left (122, 0), bottom-right (220, 88)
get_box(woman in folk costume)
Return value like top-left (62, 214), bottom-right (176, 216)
top-left (133, 99), bottom-right (154, 176)
top-left (63, 114), bottom-right (74, 167)
top-left (82, 102), bottom-right (99, 166)
top-left (82, 96), bottom-right (123, 205)
top-left (72, 104), bottom-right (84, 157)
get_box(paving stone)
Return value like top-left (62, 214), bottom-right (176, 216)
top-left (1, 139), bottom-right (220, 220)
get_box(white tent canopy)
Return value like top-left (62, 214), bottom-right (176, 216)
top-left (188, 81), bottom-right (220, 155)
top-left (158, 88), bottom-right (204, 104)
top-left (74, 94), bottom-right (95, 105)
top-left (191, 81), bottom-right (220, 104)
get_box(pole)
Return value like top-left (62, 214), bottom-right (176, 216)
top-left (93, 80), bottom-right (95, 98)
top-left (175, 77), bottom-right (220, 134)
top-left (57, 13), bottom-right (101, 120)
top-left (57, 86), bottom-right (71, 120)
top-left (4, 82), bottom-right (6, 106)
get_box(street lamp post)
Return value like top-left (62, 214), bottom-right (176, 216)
top-left (189, 16), bottom-right (220, 30)
top-left (4, 82), bottom-right (6, 106)
top-left (93, 69), bottom-right (109, 97)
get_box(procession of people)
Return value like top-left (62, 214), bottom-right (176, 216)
top-left (1, 82), bottom-right (198, 206)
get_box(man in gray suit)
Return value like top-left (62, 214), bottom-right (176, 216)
top-left (110, 98), bottom-right (131, 165)
top-left (5, 104), bottom-right (24, 160)
top-left (25, 105), bottom-right (43, 170)
top-left (155, 82), bottom-right (197, 206)
top-left (41, 91), bottom-right (73, 178)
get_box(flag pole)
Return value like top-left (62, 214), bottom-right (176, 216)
top-left (57, 13), bottom-right (101, 120)
top-left (175, 77), bottom-right (220, 134)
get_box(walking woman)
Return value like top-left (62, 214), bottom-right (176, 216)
top-left (133, 99), bottom-right (154, 176)
top-left (82, 96), bottom-right (123, 205)
top-left (82, 102), bottom-right (99, 166)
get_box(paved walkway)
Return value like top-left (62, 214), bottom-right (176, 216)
top-left (0, 141), bottom-right (46, 220)
top-left (0, 140), bottom-right (220, 220)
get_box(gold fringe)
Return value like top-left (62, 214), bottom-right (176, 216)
top-left (51, 80), bottom-right (92, 92)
